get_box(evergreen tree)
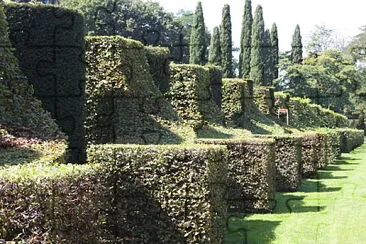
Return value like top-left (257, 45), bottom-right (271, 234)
top-left (220, 4), bottom-right (233, 78)
top-left (291, 24), bottom-right (303, 64)
top-left (263, 29), bottom-right (272, 85)
top-left (239, 0), bottom-right (252, 78)
top-left (208, 26), bottom-right (222, 66)
top-left (250, 5), bottom-right (265, 85)
top-left (189, 1), bottom-right (207, 65)
top-left (271, 23), bottom-right (279, 80)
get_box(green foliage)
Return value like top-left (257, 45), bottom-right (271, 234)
top-left (189, 2), bottom-right (207, 65)
top-left (239, 0), bottom-right (252, 78)
top-left (145, 46), bottom-right (171, 93)
top-left (168, 64), bottom-right (224, 128)
top-left (208, 26), bottom-right (221, 66)
top-left (197, 138), bottom-right (276, 213)
top-left (87, 144), bottom-right (228, 243)
top-left (306, 24), bottom-right (345, 55)
top-left (250, 5), bottom-right (265, 85)
top-left (291, 24), bottom-right (303, 64)
top-left (347, 26), bottom-right (366, 63)
top-left (85, 36), bottom-right (183, 145)
top-left (336, 128), bottom-right (365, 153)
top-left (270, 23), bottom-right (279, 79)
top-left (220, 4), bottom-right (233, 78)
top-left (0, 2), bottom-right (61, 140)
top-left (263, 29), bottom-right (273, 85)
top-left (253, 86), bottom-right (275, 115)
top-left (5, 3), bottom-right (85, 161)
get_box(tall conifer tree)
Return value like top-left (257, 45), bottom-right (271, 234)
top-left (189, 1), bottom-right (206, 65)
top-left (220, 4), bottom-right (233, 78)
top-left (208, 26), bottom-right (222, 66)
top-left (250, 5), bottom-right (265, 85)
top-left (270, 23), bottom-right (279, 79)
top-left (291, 24), bottom-right (303, 64)
top-left (239, 0), bottom-right (252, 78)
top-left (263, 29), bottom-right (272, 85)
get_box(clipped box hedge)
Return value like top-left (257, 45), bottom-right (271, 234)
top-left (255, 135), bottom-right (303, 192)
top-left (145, 46), bottom-right (171, 93)
top-left (87, 144), bottom-right (228, 243)
top-left (337, 128), bottom-right (365, 153)
top-left (221, 78), bottom-right (253, 127)
top-left (169, 64), bottom-right (224, 128)
top-left (85, 36), bottom-right (181, 145)
top-left (197, 138), bottom-right (276, 213)
top-left (299, 133), bottom-right (319, 177)
top-left (253, 86), bottom-right (275, 115)
top-left (5, 3), bottom-right (86, 162)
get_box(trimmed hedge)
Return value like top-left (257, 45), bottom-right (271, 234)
top-left (5, 3), bottom-right (86, 162)
top-left (337, 128), bottom-right (365, 153)
top-left (221, 78), bottom-right (253, 127)
top-left (197, 138), bottom-right (276, 213)
top-left (87, 144), bottom-right (228, 243)
top-left (145, 46), bottom-right (171, 93)
top-left (207, 65), bottom-right (223, 108)
top-left (85, 36), bottom-right (182, 145)
top-left (255, 135), bottom-right (302, 192)
top-left (253, 86), bottom-right (275, 115)
top-left (168, 64), bottom-right (224, 128)
top-left (299, 133), bottom-right (319, 177)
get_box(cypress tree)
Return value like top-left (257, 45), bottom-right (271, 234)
top-left (291, 24), bottom-right (303, 64)
top-left (208, 26), bottom-right (222, 66)
top-left (239, 0), bottom-right (252, 78)
top-left (263, 29), bottom-right (272, 85)
top-left (189, 1), bottom-right (207, 65)
top-left (270, 23), bottom-right (279, 80)
top-left (220, 4), bottom-right (233, 78)
top-left (250, 5), bottom-right (265, 85)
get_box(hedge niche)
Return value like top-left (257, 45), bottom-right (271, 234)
top-left (145, 46), bottom-right (170, 93)
top-left (5, 3), bottom-right (85, 162)
top-left (87, 144), bottom-right (228, 243)
top-left (85, 36), bottom-right (182, 145)
top-left (169, 64), bottom-right (224, 129)
top-left (197, 138), bottom-right (276, 213)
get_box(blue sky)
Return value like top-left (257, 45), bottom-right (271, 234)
top-left (152, 0), bottom-right (366, 52)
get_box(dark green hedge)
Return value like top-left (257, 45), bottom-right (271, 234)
top-left (5, 3), bottom-right (86, 162)
top-left (145, 46), bottom-right (171, 93)
top-left (207, 65), bottom-right (223, 108)
top-left (299, 133), bottom-right (319, 177)
top-left (85, 36), bottom-right (181, 145)
top-left (197, 138), bottom-right (276, 213)
top-left (253, 86), bottom-right (275, 115)
top-left (221, 78), bottom-right (253, 127)
top-left (87, 144), bottom-right (228, 243)
top-left (255, 135), bottom-right (302, 192)
top-left (337, 128), bottom-right (365, 153)
top-left (168, 64), bottom-right (224, 128)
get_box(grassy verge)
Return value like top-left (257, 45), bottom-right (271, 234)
top-left (225, 141), bottom-right (366, 244)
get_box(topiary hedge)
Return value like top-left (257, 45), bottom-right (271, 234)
top-left (336, 128), bottom-right (365, 153)
top-left (207, 65), bottom-right (223, 108)
top-left (87, 144), bottom-right (228, 243)
top-left (253, 86), bottom-right (275, 115)
top-left (168, 64), bottom-right (224, 128)
top-left (85, 36), bottom-right (182, 145)
top-left (5, 3), bottom-right (85, 162)
top-left (197, 137), bottom-right (276, 213)
top-left (145, 46), bottom-right (171, 93)
top-left (299, 133), bottom-right (319, 177)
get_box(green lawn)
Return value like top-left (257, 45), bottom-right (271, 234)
top-left (225, 141), bottom-right (366, 244)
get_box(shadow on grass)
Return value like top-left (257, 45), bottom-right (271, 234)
top-left (196, 125), bottom-right (234, 139)
top-left (333, 160), bottom-right (360, 166)
top-left (316, 171), bottom-right (348, 180)
top-left (0, 147), bottom-right (41, 167)
top-left (322, 165), bottom-right (353, 171)
top-left (338, 156), bottom-right (362, 161)
top-left (225, 215), bottom-right (281, 244)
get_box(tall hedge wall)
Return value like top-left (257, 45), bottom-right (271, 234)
top-left (169, 64), bottom-right (224, 128)
top-left (221, 78), bottom-right (253, 127)
top-left (5, 3), bottom-right (85, 162)
top-left (87, 144), bottom-right (228, 243)
top-left (145, 46), bottom-right (171, 93)
top-left (253, 86), bottom-right (275, 115)
top-left (85, 36), bottom-right (183, 145)
top-left (197, 138), bottom-right (276, 213)
top-left (337, 128), bottom-right (365, 153)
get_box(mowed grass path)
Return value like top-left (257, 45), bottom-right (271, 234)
top-left (225, 141), bottom-right (366, 244)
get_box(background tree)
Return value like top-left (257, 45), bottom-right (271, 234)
top-left (250, 5), bottom-right (265, 85)
top-left (220, 4), bottom-right (233, 77)
top-left (271, 23), bottom-right (279, 80)
top-left (239, 0), bottom-right (252, 78)
top-left (263, 29), bottom-right (272, 85)
top-left (208, 26), bottom-right (221, 66)
top-left (306, 24), bottom-right (347, 55)
top-left (291, 24), bottom-right (303, 64)
top-left (347, 26), bottom-right (366, 64)
top-left (189, 1), bottom-right (207, 65)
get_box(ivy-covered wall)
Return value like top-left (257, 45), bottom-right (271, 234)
top-left (5, 3), bottom-right (85, 162)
